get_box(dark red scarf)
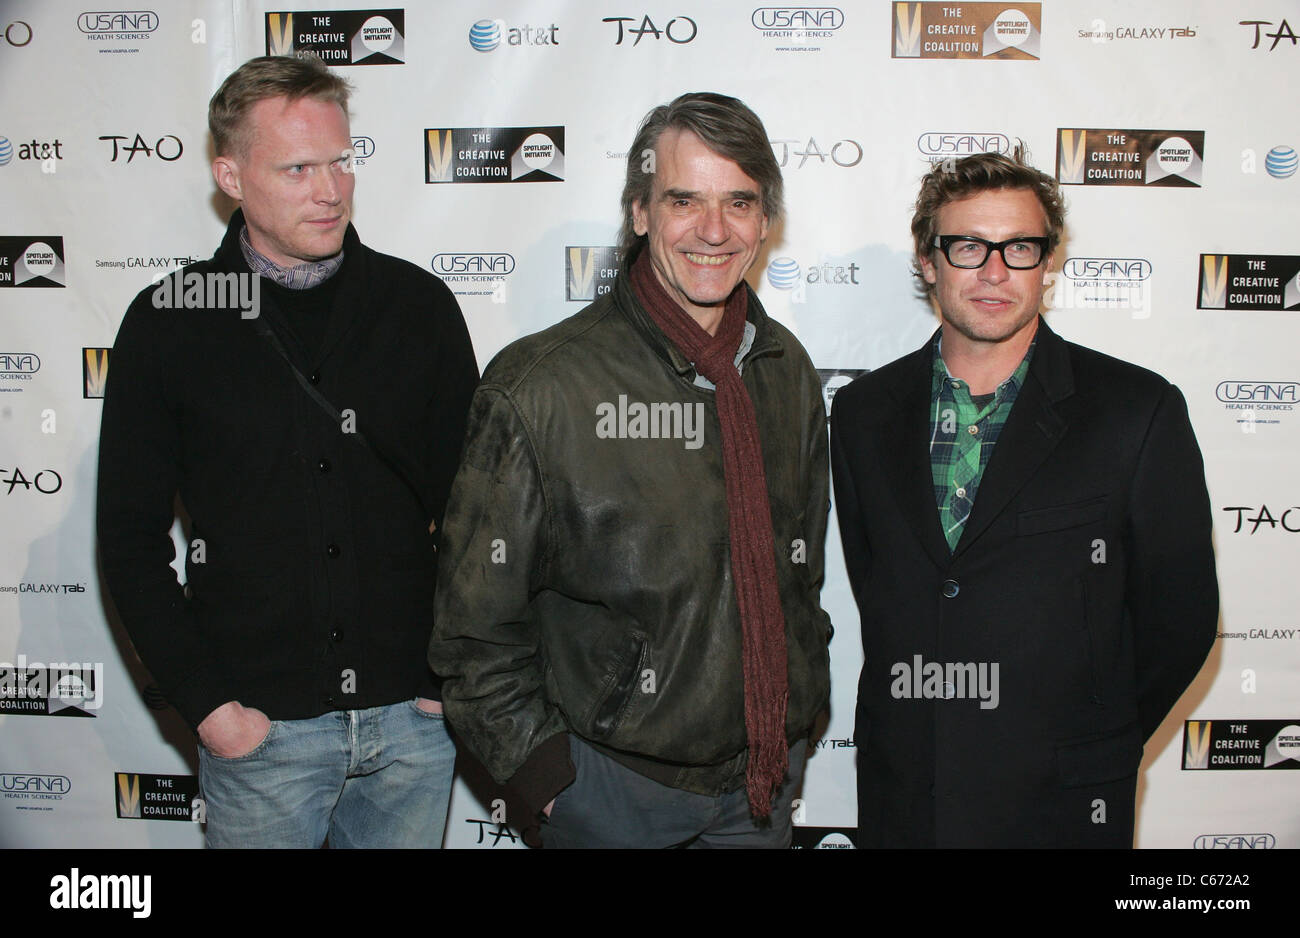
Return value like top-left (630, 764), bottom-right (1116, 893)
top-left (629, 250), bottom-right (789, 816)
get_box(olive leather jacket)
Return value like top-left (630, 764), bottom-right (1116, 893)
top-left (429, 264), bottom-right (833, 809)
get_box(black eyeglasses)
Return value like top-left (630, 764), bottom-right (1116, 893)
top-left (933, 235), bottom-right (1050, 270)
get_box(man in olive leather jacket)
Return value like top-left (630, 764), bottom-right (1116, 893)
top-left (429, 93), bottom-right (832, 848)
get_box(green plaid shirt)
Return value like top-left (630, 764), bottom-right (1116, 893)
top-left (930, 333), bottom-right (1034, 550)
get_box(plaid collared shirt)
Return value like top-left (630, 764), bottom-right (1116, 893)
top-left (239, 225), bottom-right (343, 289)
top-left (930, 332), bottom-right (1034, 550)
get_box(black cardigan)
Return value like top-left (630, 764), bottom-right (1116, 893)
top-left (97, 210), bottom-right (479, 731)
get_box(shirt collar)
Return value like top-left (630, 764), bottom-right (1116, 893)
top-left (239, 225), bottom-right (344, 290)
top-left (932, 330), bottom-right (1035, 402)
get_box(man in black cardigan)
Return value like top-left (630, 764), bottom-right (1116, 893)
top-left (96, 55), bottom-right (479, 847)
top-left (830, 148), bottom-right (1217, 847)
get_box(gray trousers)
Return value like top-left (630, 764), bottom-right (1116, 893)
top-left (541, 735), bottom-right (808, 849)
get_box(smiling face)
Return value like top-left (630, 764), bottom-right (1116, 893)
top-left (211, 95), bottom-right (355, 268)
top-left (918, 187), bottom-right (1054, 355)
top-left (632, 128), bottom-right (770, 333)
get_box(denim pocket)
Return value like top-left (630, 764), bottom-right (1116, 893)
top-left (203, 720), bottom-right (279, 762)
top-left (407, 698), bottom-right (446, 720)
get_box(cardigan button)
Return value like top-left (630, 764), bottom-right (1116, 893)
top-left (317, 458), bottom-right (331, 473)
top-left (941, 579), bottom-right (959, 598)
top-left (326, 543), bottom-right (341, 559)
top-left (309, 370), bottom-right (321, 385)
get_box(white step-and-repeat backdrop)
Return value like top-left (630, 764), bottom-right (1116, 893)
top-left (1, 0), bottom-right (1296, 849)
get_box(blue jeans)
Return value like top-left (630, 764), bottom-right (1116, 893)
top-left (198, 699), bottom-right (455, 848)
top-left (542, 736), bottom-right (808, 848)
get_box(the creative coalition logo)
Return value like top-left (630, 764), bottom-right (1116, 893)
top-left (603, 15), bottom-right (697, 45)
top-left (1239, 18), bottom-right (1297, 52)
top-left (1265, 145), bottom-right (1297, 179)
top-left (770, 136), bottom-right (862, 169)
top-left (566, 246), bottom-right (622, 301)
top-left (266, 9), bottom-right (405, 65)
top-left (4, 20), bottom-right (33, 46)
top-left (1057, 129), bottom-right (1204, 187)
top-left (1183, 720), bottom-right (1300, 769)
top-left (0, 353), bottom-right (39, 394)
top-left (0, 773), bottom-right (70, 810)
top-left (750, 7), bottom-right (844, 53)
top-left (468, 18), bottom-right (559, 50)
top-left (916, 132), bottom-right (1009, 164)
top-left (84, 348), bottom-right (110, 399)
top-left (1045, 257), bottom-right (1152, 314)
top-left (432, 253), bottom-right (515, 298)
top-left (1220, 505), bottom-right (1300, 534)
top-left (1193, 833), bottom-right (1276, 849)
top-left (893, 2), bottom-right (1041, 60)
top-left (426, 127), bottom-right (564, 183)
top-left (0, 656), bottom-right (102, 716)
top-left (1215, 380), bottom-right (1296, 430)
top-left (816, 368), bottom-right (868, 424)
top-left (0, 238), bottom-right (65, 288)
top-left (1198, 254), bottom-right (1300, 311)
top-left (115, 772), bottom-right (201, 821)
top-left (99, 133), bottom-right (181, 163)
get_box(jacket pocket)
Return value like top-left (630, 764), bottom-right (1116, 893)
top-left (1056, 723), bottom-right (1142, 788)
top-left (1017, 496), bottom-right (1108, 536)
top-left (586, 631), bottom-right (647, 741)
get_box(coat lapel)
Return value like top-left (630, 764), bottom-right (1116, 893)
top-left (952, 319), bottom-right (1074, 557)
top-left (878, 336), bottom-right (953, 570)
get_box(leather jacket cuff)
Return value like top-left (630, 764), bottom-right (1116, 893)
top-left (507, 732), bottom-right (576, 816)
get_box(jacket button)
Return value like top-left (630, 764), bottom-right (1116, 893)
top-left (331, 629), bottom-right (344, 643)
top-left (317, 458), bottom-right (331, 473)
top-left (183, 584), bottom-right (193, 599)
top-left (941, 579), bottom-right (959, 598)
top-left (309, 371), bottom-right (321, 385)
top-left (326, 543), bottom-right (341, 559)
top-left (324, 695), bottom-right (336, 707)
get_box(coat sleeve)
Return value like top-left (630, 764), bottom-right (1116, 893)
top-left (96, 290), bottom-right (234, 731)
top-left (428, 384), bottom-right (573, 811)
top-left (829, 389), bottom-right (872, 609)
top-left (420, 278), bottom-right (480, 535)
top-left (1124, 383), bottom-right (1218, 739)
